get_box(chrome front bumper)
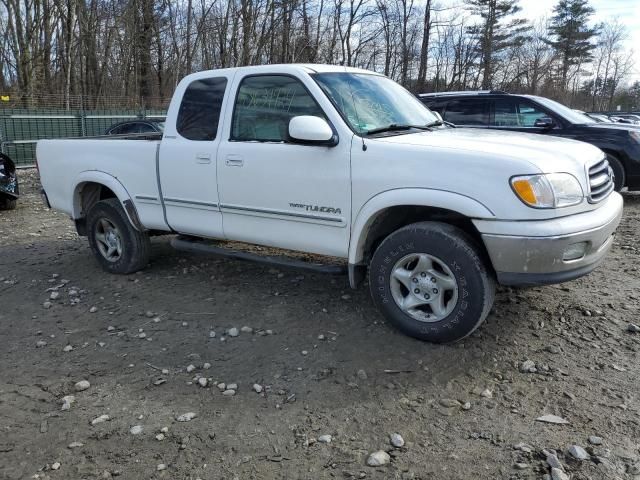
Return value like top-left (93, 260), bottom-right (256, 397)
top-left (474, 193), bottom-right (623, 286)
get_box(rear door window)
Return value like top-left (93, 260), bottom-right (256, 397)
top-left (177, 77), bottom-right (228, 141)
top-left (444, 99), bottom-right (490, 126)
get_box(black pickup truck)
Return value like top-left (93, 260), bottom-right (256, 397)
top-left (419, 91), bottom-right (640, 191)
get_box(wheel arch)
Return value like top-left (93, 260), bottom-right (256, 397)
top-left (348, 189), bottom-right (495, 288)
top-left (72, 172), bottom-right (143, 234)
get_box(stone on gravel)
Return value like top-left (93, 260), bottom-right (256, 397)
top-left (63, 345), bottom-right (73, 352)
top-left (197, 377), bottom-right (208, 388)
top-left (61, 395), bottom-right (75, 411)
top-left (36, 340), bottom-right (47, 348)
top-left (50, 291), bottom-right (60, 300)
top-left (513, 442), bottom-right (533, 453)
top-left (545, 452), bottom-right (563, 470)
top-left (480, 389), bottom-right (493, 398)
top-left (627, 323), bottom-right (640, 333)
top-left (551, 467), bottom-right (569, 480)
top-left (156, 433), bottom-right (165, 441)
top-left (130, 425), bottom-right (143, 435)
top-left (536, 414), bottom-right (569, 425)
top-left (227, 383), bottom-right (238, 390)
top-left (240, 326), bottom-right (253, 333)
top-left (51, 462), bottom-right (61, 470)
top-left (514, 463), bottom-right (529, 470)
top-left (568, 445), bottom-right (589, 460)
top-left (318, 434), bottom-right (332, 444)
top-left (222, 389), bottom-right (236, 396)
top-left (253, 383), bottom-right (263, 393)
top-left (89, 306), bottom-right (98, 313)
top-left (67, 442), bottom-right (84, 449)
top-left (74, 380), bottom-right (90, 392)
top-left (366, 450), bottom-right (390, 467)
top-left (176, 412), bottom-right (197, 422)
top-left (390, 433), bottom-right (405, 448)
top-left (519, 360), bottom-right (537, 373)
top-left (588, 436), bottom-right (603, 445)
top-left (209, 330), bottom-right (216, 338)
top-left (91, 414), bottom-right (110, 425)
top-left (228, 327), bottom-right (239, 337)
top-left (157, 464), bottom-right (167, 471)
top-left (186, 364), bottom-right (195, 373)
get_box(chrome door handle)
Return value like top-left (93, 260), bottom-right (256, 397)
top-left (225, 154), bottom-right (244, 167)
top-left (196, 153), bottom-right (211, 164)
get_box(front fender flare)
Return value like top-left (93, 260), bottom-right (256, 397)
top-left (348, 188), bottom-right (495, 266)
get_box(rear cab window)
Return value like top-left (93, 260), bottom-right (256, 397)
top-left (177, 77), bottom-right (228, 141)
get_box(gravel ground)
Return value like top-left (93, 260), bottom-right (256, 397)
top-left (0, 170), bottom-right (639, 480)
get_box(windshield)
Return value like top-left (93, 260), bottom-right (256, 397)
top-left (313, 72), bottom-right (438, 135)
top-left (532, 96), bottom-right (596, 125)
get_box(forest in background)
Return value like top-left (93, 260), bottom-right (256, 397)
top-left (0, 0), bottom-right (638, 111)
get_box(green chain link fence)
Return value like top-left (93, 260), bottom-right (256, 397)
top-left (0, 94), bottom-right (168, 167)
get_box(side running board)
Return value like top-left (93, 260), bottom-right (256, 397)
top-left (171, 236), bottom-right (347, 275)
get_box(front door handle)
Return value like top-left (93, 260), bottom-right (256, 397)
top-left (226, 154), bottom-right (244, 167)
top-left (196, 153), bottom-right (211, 164)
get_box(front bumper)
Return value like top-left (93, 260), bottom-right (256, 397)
top-left (474, 193), bottom-right (623, 286)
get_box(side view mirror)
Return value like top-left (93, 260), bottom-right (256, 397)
top-left (288, 116), bottom-right (337, 146)
top-left (433, 111), bottom-right (443, 123)
top-left (534, 117), bottom-right (555, 129)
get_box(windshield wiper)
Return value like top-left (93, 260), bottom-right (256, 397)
top-left (365, 124), bottom-right (432, 135)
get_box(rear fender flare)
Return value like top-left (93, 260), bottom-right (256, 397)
top-left (72, 171), bottom-right (141, 230)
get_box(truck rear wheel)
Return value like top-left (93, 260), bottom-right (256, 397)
top-left (87, 198), bottom-right (150, 274)
top-left (369, 221), bottom-right (495, 343)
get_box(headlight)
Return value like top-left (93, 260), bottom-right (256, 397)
top-left (511, 173), bottom-right (583, 208)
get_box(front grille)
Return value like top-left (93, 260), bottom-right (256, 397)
top-left (587, 158), bottom-right (614, 203)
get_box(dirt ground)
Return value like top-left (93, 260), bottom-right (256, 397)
top-left (0, 170), bottom-right (639, 480)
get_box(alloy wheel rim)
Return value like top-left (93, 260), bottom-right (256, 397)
top-left (389, 252), bottom-right (459, 322)
top-left (94, 218), bottom-right (123, 262)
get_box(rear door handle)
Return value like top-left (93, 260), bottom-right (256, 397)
top-left (196, 153), bottom-right (211, 164)
top-left (226, 154), bottom-right (244, 167)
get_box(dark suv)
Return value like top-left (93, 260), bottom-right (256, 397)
top-left (419, 91), bottom-right (640, 191)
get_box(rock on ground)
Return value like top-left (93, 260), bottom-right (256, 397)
top-left (366, 450), bottom-right (390, 467)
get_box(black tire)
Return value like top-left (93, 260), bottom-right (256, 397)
top-left (0, 197), bottom-right (17, 210)
top-left (87, 198), bottom-right (150, 274)
top-left (369, 221), bottom-right (495, 343)
top-left (607, 154), bottom-right (625, 191)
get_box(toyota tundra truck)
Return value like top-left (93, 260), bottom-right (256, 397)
top-left (37, 64), bottom-right (623, 343)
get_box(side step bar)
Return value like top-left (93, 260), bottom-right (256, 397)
top-left (171, 236), bottom-right (347, 275)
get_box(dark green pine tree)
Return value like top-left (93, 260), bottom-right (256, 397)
top-left (547, 0), bottom-right (599, 90)
top-left (466, 0), bottom-right (530, 89)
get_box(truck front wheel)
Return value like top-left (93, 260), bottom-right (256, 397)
top-left (369, 221), bottom-right (495, 343)
top-left (87, 198), bottom-right (150, 274)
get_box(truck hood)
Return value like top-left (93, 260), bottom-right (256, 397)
top-left (374, 127), bottom-right (604, 173)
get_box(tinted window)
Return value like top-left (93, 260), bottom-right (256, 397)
top-left (493, 99), bottom-right (550, 127)
top-left (232, 75), bottom-right (325, 142)
top-left (177, 77), bottom-right (228, 141)
top-left (444, 99), bottom-right (489, 126)
top-left (422, 98), bottom-right (447, 115)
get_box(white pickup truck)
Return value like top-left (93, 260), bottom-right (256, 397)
top-left (37, 64), bottom-right (623, 343)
